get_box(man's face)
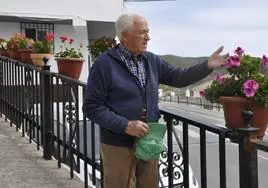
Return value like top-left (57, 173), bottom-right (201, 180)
top-left (122, 16), bottom-right (150, 55)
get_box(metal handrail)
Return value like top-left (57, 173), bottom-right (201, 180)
top-left (1, 56), bottom-right (268, 188)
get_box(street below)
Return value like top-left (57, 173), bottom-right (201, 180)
top-left (159, 101), bottom-right (268, 188)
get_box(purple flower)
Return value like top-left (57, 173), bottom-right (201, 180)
top-left (234, 47), bottom-right (244, 57)
top-left (243, 80), bottom-right (259, 97)
top-left (262, 55), bottom-right (268, 67)
top-left (224, 55), bottom-right (240, 69)
top-left (213, 75), bottom-right (225, 86)
top-left (199, 90), bottom-right (206, 98)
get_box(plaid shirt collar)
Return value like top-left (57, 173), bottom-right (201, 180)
top-left (117, 44), bottom-right (142, 61)
top-left (116, 44), bottom-right (147, 87)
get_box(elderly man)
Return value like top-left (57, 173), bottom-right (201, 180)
top-left (83, 13), bottom-right (228, 188)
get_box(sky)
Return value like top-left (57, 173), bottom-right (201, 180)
top-left (124, 0), bottom-right (268, 57)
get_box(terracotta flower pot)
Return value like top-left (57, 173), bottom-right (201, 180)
top-left (8, 50), bottom-right (21, 60)
top-left (0, 48), bottom-right (8, 56)
top-left (219, 96), bottom-right (268, 139)
top-left (30, 53), bottom-right (53, 67)
top-left (20, 49), bottom-right (33, 64)
top-left (56, 58), bottom-right (84, 79)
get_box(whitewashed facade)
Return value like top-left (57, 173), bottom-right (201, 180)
top-left (0, 0), bottom-right (124, 82)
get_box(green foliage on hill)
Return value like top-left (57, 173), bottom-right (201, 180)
top-left (160, 54), bottom-right (227, 74)
top-left (158, 54), bottom-right (267, 95)
top-left (160, 54), bottom-right (208, 67)
top-left (159, 54), bottom-right (228, 89)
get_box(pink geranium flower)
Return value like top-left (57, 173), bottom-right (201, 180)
top-left (60, 35), bottom-right (68, 43)
top-left (201, 46), bottom-right (267, 107)
top-left (45, 33), bottom-right (55, 42)
top-left (199, 90), bottom-right (206, 97)
top-left (234, 47), bottom-right (244, 57)
top-left (56, 35), bottom-right (83, 58)
top-left (213, 75), bottom-right (225, 86)
top-left (262, 55), bottom-right (268, 67)
top-left (69, 38), bottom-right (74, 44)
top-left (243, 80), bottom-right (259, 97)
top-left (225, 55), bottom-right (240, 69)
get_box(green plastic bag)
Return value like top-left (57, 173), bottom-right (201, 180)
top-left (135, 122), bottom-right (166, 161)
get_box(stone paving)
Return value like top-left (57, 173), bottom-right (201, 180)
top-left (0, 117), bottom-right (86, 188)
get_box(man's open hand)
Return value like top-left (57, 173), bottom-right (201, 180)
top-left (208, 46), bottom-right (229, 69)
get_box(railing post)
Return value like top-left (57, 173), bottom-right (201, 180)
top-left (200, 98), bottom-right (203, 109)
top-left (0, 58), bottom-right (3, 116)
top-left (164, 115), bottom-right (174, 188)
top-left (238, 110), bottom-right (259, 188)
top-left (42, 57), bottom-right (53, 160)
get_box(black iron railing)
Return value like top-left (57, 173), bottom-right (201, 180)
top-left (0, 55), bottom-right (267, 188)
top-left (160, 95), bottom-right (222, 111)
top-left (0, 56), bottom-right (101, 187)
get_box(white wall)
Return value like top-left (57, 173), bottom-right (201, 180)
top-left (0, 22), bottom-right (87, 57)
top-left (0, 22), bottom-right (20, 38)
top-left (48, 24), bottom-right (90, 83)
top-left (0, 0), bottom-right (123, 22)
top-left (0, 21), bottom-right (90, 83)
top-left (55, 25), bottom-right (90, 83)
top-left (0, 0), bottom-right (124, 83)
top-left (54, 24), bottom-right (88, 59)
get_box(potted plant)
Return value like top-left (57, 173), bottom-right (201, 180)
top-left (55, 35), bottom-right (84, 79)
top-left (31, 33), bottom-right (54, 67)
top-left (0, 38), bottom-right (8, 56)
top-left (87, 36), bottom-right (116, 59)
top-left (18, 37), bottom-right (35, 64)
top-left (6, 33), bottom-right (27, 60)
top-left (200, 47), bottom-right (268, 139)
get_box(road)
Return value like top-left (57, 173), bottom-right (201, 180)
top-left (159, 101), bottom-right (268, 188)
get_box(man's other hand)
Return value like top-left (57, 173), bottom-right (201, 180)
top-left (125, 120), bottom-right (149, 138)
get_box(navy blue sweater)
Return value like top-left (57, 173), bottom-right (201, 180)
top-left (82, 45), bottom-right (212, 147)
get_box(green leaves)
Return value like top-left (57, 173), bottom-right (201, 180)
top-left (32, 40), bottom-right (52, 54)
top-left (55, 48), bottom-right (82, 58)
top-left (88, 37), bottom-right (116, 58)
top-left (55, 36), bottom-right (83, 58)
top-left (204, 52), bottom-right (268, 107)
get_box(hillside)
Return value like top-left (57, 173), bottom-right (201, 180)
top-left (160, 54), bottom-right (208, 67)
top-left (159, 54), bottom-right (228, 89)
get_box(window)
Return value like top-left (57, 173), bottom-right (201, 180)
top-left (21, 22), bottom-right (55, 52)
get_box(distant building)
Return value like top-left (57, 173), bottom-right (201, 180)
top-left (191, 73), bottom-right (230, 97)
top-left (158, 88), bottom-right (163, 97)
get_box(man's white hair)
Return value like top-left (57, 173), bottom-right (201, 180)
top-left (115, 13), bottom-right (135, 40)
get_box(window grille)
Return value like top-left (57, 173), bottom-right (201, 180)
top-left (20, 22), bottom-right (55, 52)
